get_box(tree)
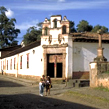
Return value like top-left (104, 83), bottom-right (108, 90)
top-left (77, 20), bottom-right (93, 32)
top-left (91, 25), bottom-right (108, 33)
top-left (0, 6), bottom-right (20, 48)
top-left (23, 24), bottom-right (42, 45)
top-left (69, 21), bottom-right (77, 33)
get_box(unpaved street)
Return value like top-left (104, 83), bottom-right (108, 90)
top-left (0, 75), bottom-right (109, 109)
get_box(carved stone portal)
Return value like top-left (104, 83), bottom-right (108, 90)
top-left (43, 47), bottom-right (66, 78)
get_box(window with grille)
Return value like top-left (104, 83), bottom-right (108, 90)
top-left (14, 58), bottom-right (16, 69)
top-left (27, 54), bottom-right (29, 68)
top-left (20, 56), bottom-right (22, 69)
top-left (7, 60), bottom-right (8, 70)
top-left (10, 59), bottom-right (12, 70)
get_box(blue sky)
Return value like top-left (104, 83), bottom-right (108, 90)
top-left (0, 0), bottom-right (109, 44)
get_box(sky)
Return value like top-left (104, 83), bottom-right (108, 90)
top-left (0, 0), bottom-right (109, 44)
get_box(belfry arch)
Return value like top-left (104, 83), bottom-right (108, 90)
top-left (53, 19), bottom-right (57, 28)
top-left (62, 25), bottom-right (66, 34)
top-left (44, 27), bottom-right (48, 35)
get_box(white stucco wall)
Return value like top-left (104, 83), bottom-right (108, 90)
top-left (5, 55), bottom-right (18, 74)
top-left (66, 36), bottom-right (73, 78)
top-left (73, 42), bottom-right (109, 72)
top-left (50, 29), bottom-right (61, 44)
top-left (18, 45), bottom-right (43, 76)
top-left (0, 45), bottom-right (43, 77)
top-left (0, 59), bottom-right (5, 72)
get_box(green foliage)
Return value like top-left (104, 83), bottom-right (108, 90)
top-left (69, 21), bottom-right (77, 33)
top-left (104, 71), bottom-right (109, 74)
top-left (37, 22), bottom-right (42, 31)
top-left (0, 6), bottom-right (20, 48)
top-left (77, 20), bottom-right (93, 32)
top-left (23, 25), bottom-right (41, 45)
top-left (91, 25), bottom-right (108, 33)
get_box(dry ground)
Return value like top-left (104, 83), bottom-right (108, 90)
top-left (0, 75), bottom-right (109, 109)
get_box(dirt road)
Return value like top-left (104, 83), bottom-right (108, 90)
top-left (0, 75), bottom-right (109, 109)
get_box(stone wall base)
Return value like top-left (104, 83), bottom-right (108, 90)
top-left (17, 74), bottom-right (40, 81)
top-left (4, 73), bottom-right (40, 81)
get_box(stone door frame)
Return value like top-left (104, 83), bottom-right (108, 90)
top-left (43, 47), bottom-right (66, 78)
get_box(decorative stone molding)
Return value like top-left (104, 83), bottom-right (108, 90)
top-left (94, 56), bottom-right (107, 62)
top-left (63, 16), bottom-right (68, 21)
top-left (43, 18), bottom-right (50, 23)
top-left (48, 35), bottom-right (52, 44)
top-left (58, 34), bottom-right (62, 44)
top-left (42, 43), bottom-right (68, 48)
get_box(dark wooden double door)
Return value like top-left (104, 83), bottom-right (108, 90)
top-left (47, 54), bottom-right (63, 78)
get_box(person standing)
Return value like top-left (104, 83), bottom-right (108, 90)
top-left (48, 76), bottom-right (52, 95)
top-left (45, 76), bottom-right (51, 96)
top-left (39, 75), bottom-right (45, 96)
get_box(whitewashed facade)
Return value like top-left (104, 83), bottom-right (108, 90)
top-left (0, 15), bottom-right (109, 79)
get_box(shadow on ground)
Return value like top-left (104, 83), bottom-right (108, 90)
top-left (0, 80), bottom-right (24, 87)
top-left (0, 93), bottom-right (97, 109)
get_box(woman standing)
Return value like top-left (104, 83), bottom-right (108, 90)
top-left (45, 76), bottom-right (51, 96)
top-left (39, 75), bottom-right (45, 96)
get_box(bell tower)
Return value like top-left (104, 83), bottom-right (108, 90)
top-left (41, 15), bottom-right (70, 46)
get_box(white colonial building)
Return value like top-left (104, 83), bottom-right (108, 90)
top-left (0, 15), bottom-right (109, 79)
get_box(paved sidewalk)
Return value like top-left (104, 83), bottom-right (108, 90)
top-left (0, 74), bottom-right (38, 85)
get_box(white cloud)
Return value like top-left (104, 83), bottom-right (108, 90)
top-left (58, 0), bottom-right (65, 2)
top-left (10, 0), bottom-right (109, 10)
top-left (16, 20), bottom-right (39, 30)
top-left (5, 9), bottom-right (14, 17)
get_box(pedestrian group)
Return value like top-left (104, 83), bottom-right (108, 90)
top-left (39, 75), bottom-right (52, 96)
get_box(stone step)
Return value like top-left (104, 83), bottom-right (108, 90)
top-left (67, 79), bottom-right (90, 87)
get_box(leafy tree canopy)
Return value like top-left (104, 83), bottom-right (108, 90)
top-left (0, 6), bottom-right (20, 48)
top-left (91, 25), bottom-right (108, 33)
top-left (77, 20), bottom-right (93, 32)
top-left (23, 24), bottom-right (42, 45)
top-left (69, 21), bottom-right (77, 33)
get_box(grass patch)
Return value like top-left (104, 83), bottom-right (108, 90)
top-left (95, 86), bottom-right (109, 92)
top-left (104, 71), bottom-right (109, 74)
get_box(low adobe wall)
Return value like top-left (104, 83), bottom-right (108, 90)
top-left (97, 73), bottom-right (109, 88)
top-left (90, 62), bottom-right (109, 89)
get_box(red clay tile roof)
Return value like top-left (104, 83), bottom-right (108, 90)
top-left (70, 32), bottom-right (109, 42)
top-left (71, 32), bottom-right (109, 40)
top-left (1, 41), bottom-right (41, 59)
